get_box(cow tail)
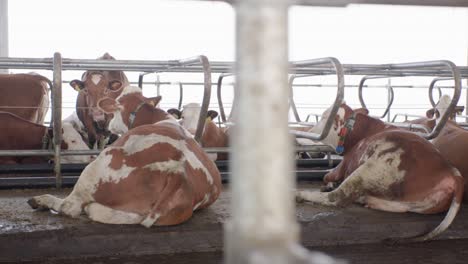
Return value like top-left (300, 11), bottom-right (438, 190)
top-left (401, 171), bottom-right (463, 243)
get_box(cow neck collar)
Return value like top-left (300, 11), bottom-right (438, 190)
top-left (335, 112), bottom-right (356, 155)
top-left (128, 101), bottom-right (147, 129)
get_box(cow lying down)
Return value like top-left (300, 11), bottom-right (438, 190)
top-left (28, 85), bottom-right (221, 227)
top-left (168, 103), bottom-right (229, 161)
top-left (409, 95), bottom-right (468, 203)
top-left (296, 103), bottom-right (464, 242)
top-left (0, 111), bottom-right (93, 164)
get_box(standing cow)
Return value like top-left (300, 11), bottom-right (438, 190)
top-left (69, 53), bottom-right (129, 149)
top-left (295, 102), bottom-right (463, 242)
top-left (28, 85), bottom-right (221, 227)
top-left (0, 73), bottom-right (51, 124)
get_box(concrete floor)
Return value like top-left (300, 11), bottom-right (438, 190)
top-left (1, 183), bottom-right (468, 263)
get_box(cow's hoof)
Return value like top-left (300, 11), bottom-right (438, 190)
top-left (27, 198), bottom-right (40, 209)
top-left (27, 197), bottom-right (48, 210)
top-left (321, 182), bottom-right (338, 192)
top-left (295, 191), bottom-right (305, 203)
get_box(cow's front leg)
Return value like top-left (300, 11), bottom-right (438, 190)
top-left (296, 164), bottom-right (368, 207)
top-left (320, 160), bottom-right (346, 192)
top-left (28, 194), bottom-right (83, 218)
top-left (84, 203), bottom-right (144, 224)
top-left (28, 194), bottom-right (63, 212)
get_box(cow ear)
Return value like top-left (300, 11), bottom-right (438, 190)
top-left (98, 97), bottom-right (120, 113)
top-left (70, 80), bottom-right (85, 91)
top-left (108, 80), bottom-right (123, 92)
top-left (145, 96), bottom-right (162, 108)
top-left (426, 108), bottom-right (438, 119)
top-left (167, 108), bottom-right (182, 119)
top-left (354, 108), bottom-right (369, 116)
top-left (207, 110), bottom-right (219, 120)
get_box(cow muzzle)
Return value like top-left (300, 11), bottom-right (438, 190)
top-left (91, 110), bottom-right (106, 122)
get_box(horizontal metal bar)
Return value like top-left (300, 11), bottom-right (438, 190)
top-left (206, 0), bottom-right (468, 7)
top-left (0, 169), bottom-right (330, 189)
top-left (4, 57), bottom-right (468, 77)
top-left (290, 0), bottom-right (468, 7)
top-left (0, 145), bottom-right (336, 157)
top-left (391, 122), bottom-right (431, 133)
top-left (0, 150), bottom-right (100, 156)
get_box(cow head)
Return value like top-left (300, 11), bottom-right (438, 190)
top-left (167, 108), bottom-right (182, 119)
top-left (97, 84), bottom-right (166, 135)
top-left (61, 123), bottom-right (95, 163)
top-left (426, 94), bottom-right (464, 121)
top-left (171, 103), bottom-right (219, 135)
top-left (69, 53), bottom-right (129, 129)
top-left (308, 102), bottom-right (366, 149)
top-left (179, 103), bottom-right (201, 135)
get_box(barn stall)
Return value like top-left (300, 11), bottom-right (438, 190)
top-left (1, 0), bottom-right (468, 263)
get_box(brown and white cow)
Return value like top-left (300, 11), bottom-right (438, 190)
top-left (69, 53), bottom-right (129, 149)
top-left (295, 102), bottom-right (464, 242)
top-left (0, 73), bottom-right (50, 124)
top-left (0, 112), bottom-right (93, 164)
top-left (28, 86), bottom-right (222, 227)
top-left (169, 103), bottom-right (229, 161)
top-left (409, 95), bottom-right (468, 203)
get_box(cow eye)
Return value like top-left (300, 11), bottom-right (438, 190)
top-left (71, 140), bottom-right (76, 143)
top-left (81, 89), bottom-right (88, 95)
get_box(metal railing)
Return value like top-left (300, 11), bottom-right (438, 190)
top-left (0, 53), bottom-right (214, 188)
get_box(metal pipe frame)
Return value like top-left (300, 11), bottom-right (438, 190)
top-left (132, 57), bottom-right (211, 142)
top-left (288, 57), bottom-right (345, 141)
top-left (204, 0), bottom-right (468, 7)
top-left (391, 113), bottom-right (425, 122)
top-left (217, 73), bottom-right (235, 122)
top-left (0, 53), bottom-right (213, 187)
top-left (391, 122), bottom-right (431, 133)
top-left (182, 55), bottom-right (212, 142)
top-left (355, 61), bottom-right (462, 140)
top-left (288, 74), bottom-right (302, 122)
top-left (138, 74), bottom-right (185, 110)
top-left (409, 61), bottom-right (462, 139)
top-left (6, 56), bottom-right (468, 76)
top-left (428, 77), bottom-right (468, 107)
top-left (358, 75), bottom-right (395, 119)
top-left (137, 80), bottom-right (468, 90)
top-left (305, 113), bottom-right (320, 123)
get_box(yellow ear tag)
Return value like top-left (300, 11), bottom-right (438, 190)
top-left (72, 85), bottom-right (81, 92)
top-left (206, 117), bottom-right (212, 123)
top-left (149, 101), bottom-right (156, 107)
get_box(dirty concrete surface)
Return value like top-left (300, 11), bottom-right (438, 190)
top-left (1, 183), bottom-right (468, 263)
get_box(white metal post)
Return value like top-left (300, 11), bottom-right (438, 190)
top-left (0, 0), bottom-right (8, 73)
top-left (226, 1), bottom-right (340, 263)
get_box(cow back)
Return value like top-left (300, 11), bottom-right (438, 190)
top-left (0, 111), bottom-right (47, 151)
top-left (0, 74), bottom-right (50, 124)
top-left (91, 120), bottom-right (221, 216)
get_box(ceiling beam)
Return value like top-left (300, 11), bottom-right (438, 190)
top-left (211, 0), bottom-right (468, 7)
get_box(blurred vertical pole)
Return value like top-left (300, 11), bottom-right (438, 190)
top-left (225, 0), bottom-right (299, 263)
top-left (53, 52), bottom-right (62, 189)
top-left (0, 0), bottom-right (8, 73)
